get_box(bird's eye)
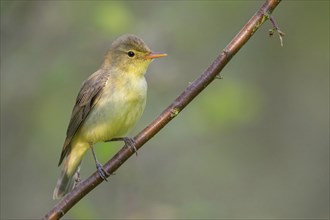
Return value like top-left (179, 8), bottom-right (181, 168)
top-left (127, 51), bottom-right (135, 57)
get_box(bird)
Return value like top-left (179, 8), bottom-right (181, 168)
top-left (53, 34), bottom-right (167, 199)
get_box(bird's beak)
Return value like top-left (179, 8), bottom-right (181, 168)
top-left (145, 52), bottom-right (167, 59)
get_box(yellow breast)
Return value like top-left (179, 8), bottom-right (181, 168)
top-left (76, 74), bottom-right (147, 143)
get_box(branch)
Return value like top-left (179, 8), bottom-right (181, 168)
top-left (44, 0), bottom-right (282, 219)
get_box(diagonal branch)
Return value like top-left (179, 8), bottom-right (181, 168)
top-left (43, 0), bottom-right (282, 219)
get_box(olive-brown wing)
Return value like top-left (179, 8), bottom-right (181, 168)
top-left (58, 69), bottom-right (109, 166)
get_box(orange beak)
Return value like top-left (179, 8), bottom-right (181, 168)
top-left (145, 52), bottom-right (167, 59)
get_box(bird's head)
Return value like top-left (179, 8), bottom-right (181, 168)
top-left (103, 34), bottom-right (167, 76)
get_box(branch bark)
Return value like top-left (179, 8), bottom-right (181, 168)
top-left (44, 0), bottom-right (282, 219)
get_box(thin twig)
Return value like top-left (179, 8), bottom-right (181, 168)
top-left (269, 15), bottom-right (285, 46)
top-left (43, 0), bottom-right (282, 219)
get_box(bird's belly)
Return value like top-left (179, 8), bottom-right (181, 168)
top-left (78, 85), bottom-right (146, 143)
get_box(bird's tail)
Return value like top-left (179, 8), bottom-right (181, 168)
top-left (53, 143), bottom-right (89, 199)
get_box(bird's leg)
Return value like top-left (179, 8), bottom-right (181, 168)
top-left (106, 137), bottom-right (138, 156)
top-left (90, 145), bottom-right (110, 181)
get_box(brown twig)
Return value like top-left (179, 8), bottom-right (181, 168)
top-left (43, 0), bottom-right (282, 219)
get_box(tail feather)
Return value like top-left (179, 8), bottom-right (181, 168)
top-left (53, 164), bottom-right (80, 200)
top-left (53, 141), bottom-right (89, 199)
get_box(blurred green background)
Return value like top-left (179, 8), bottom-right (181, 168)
top-left (1, 1), bottom-right (329, 219)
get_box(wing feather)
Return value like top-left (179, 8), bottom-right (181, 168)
top-left (58, 69), bottom-right (109, 165)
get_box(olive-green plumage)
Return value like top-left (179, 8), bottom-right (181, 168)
top-left (53, 34), bottom-right (166, 199)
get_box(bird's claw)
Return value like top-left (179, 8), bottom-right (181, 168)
top-left (96, 162), bottom-right (110, 181)
top-left (123, 137), bottom-right (138, 156)
top-left (105, 137), bottom-right (138, 156)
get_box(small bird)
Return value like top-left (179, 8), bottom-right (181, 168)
top-left (53, 34), bottom-right (167, 199)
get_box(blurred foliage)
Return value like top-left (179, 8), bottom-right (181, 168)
top-left (1, 1), bottom-right (329, 219)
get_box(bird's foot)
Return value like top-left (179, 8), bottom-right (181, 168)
top-left (106, 137), bottom-right (138, 156)
top-left (90, 144), bottom-right (110, 181)
top-left (122, 137), bottom-right (138, 156)
top-left (95, 162), bottom-right (110, 181)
